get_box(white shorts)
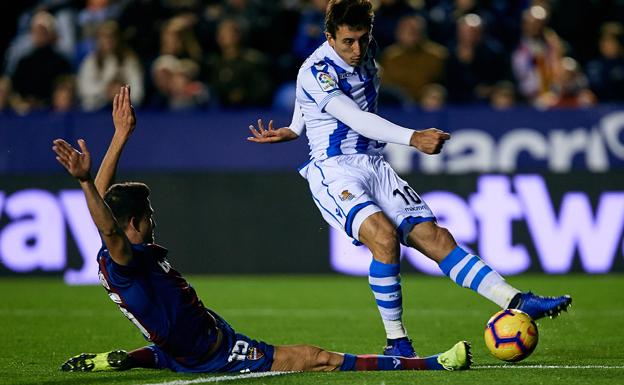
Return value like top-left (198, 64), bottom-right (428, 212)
top-left (299, 154), bottom-right (435, 245)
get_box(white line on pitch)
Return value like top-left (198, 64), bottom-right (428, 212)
top-left (475, 365), bottom-right (624, 369)
top-left (139, 371), bottom-right (293, 385)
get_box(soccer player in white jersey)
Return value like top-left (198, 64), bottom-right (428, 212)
top-left (249, 0), bottom-right (571, 357)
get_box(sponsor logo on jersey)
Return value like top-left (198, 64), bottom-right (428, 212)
top-left (316, 72), bottom-right (338, 92)
top-left (339, 190), bottom-right (355, 201)
top-left (338, 72), bottom-right (356, 79)
top-left (246, 347), bottom-right (265, 361)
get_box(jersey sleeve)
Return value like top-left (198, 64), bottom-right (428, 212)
top-left (288, 99), bottom-right (305, 136)
top-left (298, 62), bottom-right (343, 112)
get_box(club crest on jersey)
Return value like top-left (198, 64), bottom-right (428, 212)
top-left (246, 347), bottom-right (265, 361)
top-left (316, 72), bottom-right (338, 92)
top-left (339, 190), bottom-right (355, 201)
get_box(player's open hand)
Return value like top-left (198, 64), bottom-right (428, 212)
top-left (53, 139), bottom-right (92, 182)
top-left (247, 119), bottom-right (298, 143)
top-left (410, 128), bottom-right (451, 154)
top-left (112, 85), bottom-right (136, 139)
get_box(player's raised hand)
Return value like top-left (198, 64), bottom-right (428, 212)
top-left (53, 139), bottom-right (92, 181)
top-left (409, 128), bottom-right (451, 154)
top-left (247, 119), bottom-right (298, 143)
top-left (112, 85), bottom-right (136, 139)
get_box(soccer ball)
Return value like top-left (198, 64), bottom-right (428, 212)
top-left (484, 309), bottom-right (538, 362)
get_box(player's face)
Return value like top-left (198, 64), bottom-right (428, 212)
top-left (327, 25), bottom-right (371, 67)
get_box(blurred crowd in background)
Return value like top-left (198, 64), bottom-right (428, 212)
top-left (0, 0), bottom-right (623, 115)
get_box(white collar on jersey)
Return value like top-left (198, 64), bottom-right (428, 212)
top-left (319, 41), bottom-right (356, 73)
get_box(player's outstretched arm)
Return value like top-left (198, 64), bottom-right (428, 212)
top-left (53, 138), bottom-right (133, 266)
top-left (247, 119), bottom-right (299, 143)
top-left (324, 94), bottom-right (450, 154)
top-left (94, 85), bottom-right (136, 196)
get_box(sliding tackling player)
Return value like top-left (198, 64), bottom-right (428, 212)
top-left (56, 86), bottom-right (470, 374)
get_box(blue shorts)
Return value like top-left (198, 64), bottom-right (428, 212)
top-left (148, 314), bottom-right (275, 373)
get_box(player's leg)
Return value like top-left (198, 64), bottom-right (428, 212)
top-left (60, 347), bottom-right (157, 372)
top-left (127, 347), bottom-right (159, 368)
top-left (405, 221), bottom-right (572, 319)
top-left (270, 345), bottom-right (343, 371)
top-left (270, 341), bottom-right (471, 372)
top-left (357, 212), bottom-right (416, 356)
top-left (406, 221), bottom-right (520, 308)
top-left (303, 157), bottom-right (413, 355)
top-left (374, 157), bottom-right (571, 320)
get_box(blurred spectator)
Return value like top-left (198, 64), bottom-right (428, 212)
top-left (3, 1), bottom-right (76, 75)
top-left (159, 16), bottom-right (203, 62)
top-left (489, 80), bottom-right (516, 110)
top-left (208, 18), bottom-right (272, 107)
top-left (512, 5), bottom-right (564, 105)
top-left (77, 21), bottom-right (144, 111)
top-left (535, 56), bottom-right (596, 109)
top-left (586, 22), bottom-right (624, 102)
top-left (419, 83), bottom-right (447, 111)
top-left (76, 0), bottom-right (123, 65)
top-left (11, 11), bottom-right (72, 112)
top-left (150, 55), bottom-right (209, 110)
top-left (144, 15), bottom-right (205, 107)
top-left (446, 13), bottom-right (508, 103)
top-left (51, 75), bottom-right (76, 113)
top-left (169, 58), bottom-right (209, 110)
top-left (39, 0), bottom-right (78, 64)
top-left (150, 55), bottom-right (178, 109)
top-left (379, 15), bottom-right (447, 104)
top-left (292, 0), bottom-right (328, 61)
top-left (373, 0), bottom-right (421, 51)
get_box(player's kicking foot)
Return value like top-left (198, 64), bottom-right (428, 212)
top-left (508, 292), bottom-right (572, 320)
top-left (61, 350), bottom-right (131, 372)
top-left (436, 341), bottom-right (472, 371)
top-left (383, 337), bottom-right (418, 357)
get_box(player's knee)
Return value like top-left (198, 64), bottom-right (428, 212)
top-left (315, 349), bottom-right (331, 366)
top-left (408, 222), bottom-right (456, 261)
top-left (359, 214), bottom-right (400, 261)
top-left (433, 225), bottom-right (453, 244)
top-left (312, 348), bottom-right (340, 371)
top-left (370, 230), bottom-right (399, 260)
top-left (411, 222), bottom-right (447, 244)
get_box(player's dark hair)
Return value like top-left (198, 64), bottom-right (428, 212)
top-left (104, 182), bottom-right (151, 227)
top-left (325, 0), bottom-right (373, 38)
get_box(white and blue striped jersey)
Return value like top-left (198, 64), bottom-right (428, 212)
top-left (295, 40), bottom-right (385, 160)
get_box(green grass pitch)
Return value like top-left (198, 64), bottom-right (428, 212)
top-left (1, 274), bottom-right (623, 385)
